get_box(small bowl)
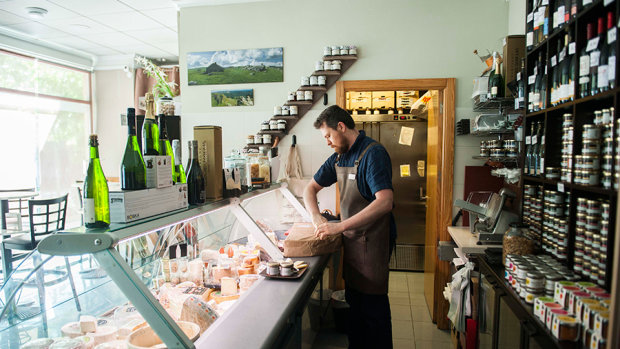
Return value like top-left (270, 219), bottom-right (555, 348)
top-left (127, 321), bottom-right (200, 349)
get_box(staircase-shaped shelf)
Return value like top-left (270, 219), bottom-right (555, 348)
top-left (244, 54), bottom-right (357, 151)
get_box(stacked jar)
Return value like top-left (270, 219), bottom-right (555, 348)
top-left (576, 122), bottom-right (601, 186)
top-left (479, 139), bottom-right (518, 158)
top-left (323, 45), bottom-right (357, 56)
top-left (561, 113), bottom-right (573, 182)
top-left (574, 197), bottom-right (610, 286)
top-left (541, 189), bottom-right (570, 260)
top-left (522, 184), bottom-right (543, 240)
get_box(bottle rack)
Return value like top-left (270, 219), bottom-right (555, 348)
top-left (243, 54), bottom-right (358, 151)
top-left (524, 0), bottom-right (619, 290)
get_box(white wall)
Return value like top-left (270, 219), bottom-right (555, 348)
top-left (508, 0), bottom-right (526, 35)
top-left (94, 69), bottom-right (134, 178)
top-left (174, 0), bottom-right (511, 205)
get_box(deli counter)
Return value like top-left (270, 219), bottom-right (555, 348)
top-left (0, 184), bottom-right (330, 348)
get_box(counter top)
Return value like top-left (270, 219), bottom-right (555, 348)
top-left (447, 226), bottom-right (502, 254)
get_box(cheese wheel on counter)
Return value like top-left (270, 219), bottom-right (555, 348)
top-left (92, 326), bottom-right (117, 345)
top-left (61, 322), bottom-right (82, 338)
top-left (79, 316), bottom-right (97, 333)
top-left (93, 340), bottom-right (127, 349)
top-left (49, 338), bottom-right (85, 349)
top-left (22, 338), bottom-right (55, 349)
top-left (180, 296), bottom-right (219, 334)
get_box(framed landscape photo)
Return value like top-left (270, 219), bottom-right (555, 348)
top-left (187, 47), bottom-right (283, 85)
top-left (211, 89), bottom-right (254, 107)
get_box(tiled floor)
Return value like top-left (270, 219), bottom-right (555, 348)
top-left (311, 271), bottom-right (452, 349)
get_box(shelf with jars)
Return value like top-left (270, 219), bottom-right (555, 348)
top-left (243, 46), bottom-right (357, 153)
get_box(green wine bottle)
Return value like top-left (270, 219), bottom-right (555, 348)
top-left (84, 134), bottom-right (110, 228)
top-left (172, 139), bottom-right (186, 184)
top-left (121, 108), bottom-right (146, 190)
top-left (489, 52), bottom-right (505, 99)
top-left (141, 92), bottom-right (160, 156)
top-left (158, 114), bottom-right (176, 182)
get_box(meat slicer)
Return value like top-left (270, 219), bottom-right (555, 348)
top-left (454, 189), bottom-right (519, 243)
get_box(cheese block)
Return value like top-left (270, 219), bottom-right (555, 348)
top-left (179, 296), bottom-right (219, 333)
top-left (117, 319), bottom-right (145, 339)
top-left (74, 334), bottom-right (95, 349)
top-left (49, 338), bottom-right (85, 349)
top-left (92, 325), bottom-right (117, 345)
top-left (79, 315), bottom-right (97, 333)
top-left (61, 322), bottom-right (82, 338)
top-left (92, 340), bottom-right (127, 349)
top-left (221, 277), bottom-right (237, 296)
top-left (22, 338), bottom-right (55, 349)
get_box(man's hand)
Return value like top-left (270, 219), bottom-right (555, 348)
top-left (311, 213), bottom-right (327, 229)
top-left (315, 222), bottom-right (344, 240)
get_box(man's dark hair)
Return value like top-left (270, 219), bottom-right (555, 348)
top-left (314, 105), bottom-right (355, 130)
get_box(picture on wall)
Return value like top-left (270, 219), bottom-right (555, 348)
top-left (211, 89), bottom-right (254, 107)
top-left (187, 47), bottom-right (283, 85)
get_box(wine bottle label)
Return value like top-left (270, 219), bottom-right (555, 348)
top-left (529, 75), bottom-right (537, 85)
top-left (569, 42), bottom-right (576, 55)
top-left (527, 32), bottom-right (534, 46)
top-left (583, 0), bottom-right (592, 6)
top-left (604, 0), bottom-right (613, 5)
top-left (559, 48), bottom-right (566, 62)
top-left (540, 158), bottom-right (545, 173)
top-left (532, 93), bottom-right (540, 105)
top-left (586, 38), bottom-right (600, 52)
top-left (590, 51), bottom-right (600, 67)
top-left (541, 136), bottom-right (545, 145)
top-left (579, 76), bottom-right (590, 84)
top-left (532, 135), bottom-right (538, 145)
top-left (557, 7), bottom-right (565, 26)
top-left (551, 55), bottom-right (557, 67)
top-left (84, 198), bottom-right (95, 224)
top-left (525, 136), bottom-right (531, 145)
top-left (609, 56), bottom-right (616, 80)
top-left (608, 28), bottom-right (617, 44)
top-left (598, 65), bottom-right (609, 87)
top-left (580, 55), bottom-right (591, 76)
top-left (527, 12), bottom-right (533, 23)
top-left (553, 12), bottom-right (559, 29)
top-left (491, 86), bottom-right (498, 96)
top-left (569, 81), bottom-right (575, 98)
top-left (517, 72), bottom-right (521, 81)
top-left (541, 0), bottom-right (548, 6)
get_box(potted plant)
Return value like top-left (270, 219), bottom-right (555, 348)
top-left (135, 56), bottom-right (178, 115)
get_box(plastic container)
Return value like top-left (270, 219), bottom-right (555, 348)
top-left (502, 223), bottom-right (534, 266)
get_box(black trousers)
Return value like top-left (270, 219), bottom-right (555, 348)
top-left (345, 287), bottom-right (393, 349)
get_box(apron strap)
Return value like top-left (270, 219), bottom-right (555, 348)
top-left (354, 142), bottom-right (380, 166)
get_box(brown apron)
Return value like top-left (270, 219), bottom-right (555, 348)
top-left (336, 142), bottom-right (391, 295)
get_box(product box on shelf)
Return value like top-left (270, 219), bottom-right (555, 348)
top-left (349, 92), bottom-right (372, 110)
top-left (144, 155), bottom-right (173, 189)
top-left (396, 90), bottom-right (419, 108)
top-left (371, 91), bottom-right (395, 109)
top-left (194, 126), bottom-right (223, 199)
top-left (109, 183), bottom-right (188, 223)
top-left (502, 35), bottom-right (525, 96)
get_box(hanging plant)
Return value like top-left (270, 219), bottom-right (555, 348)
top-left (135, 55), bottom-right (177, 98)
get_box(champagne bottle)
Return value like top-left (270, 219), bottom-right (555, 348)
top-left (141, 92), bottom-right (160, 156)
top-left (551, 39), bottom-right (562, 106)
top-left (84, 134), bottom-right (110, 228)
top-left (121, 108), bottom-right (146, 190)
top-left (158, 114), bottom-right (176, 182)
top-left (172, 139), bottom-right (186, 184)
top-left (579, 23), bottom-right (594, 98)
top-left (489, 52), bottom-right (505, 99)
top-left (186, 140), bottom-right (206, 205)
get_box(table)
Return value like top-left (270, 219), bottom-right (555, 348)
top-left (447, 226), bottom-right (502, 254)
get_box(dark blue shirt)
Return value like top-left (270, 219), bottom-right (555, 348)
top-left (314, 131), bottom-right (397, 240)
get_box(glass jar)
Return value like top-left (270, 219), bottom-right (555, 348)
top-left (289, 105), bottom-right (298, 115)
top-left (318, 75), bottom-right (327, 86)
top-left (258, 156), bottom-right (270, 183)
top-left (277, 119), bottom-right (287, 130)
top-left (246, 135), bottom-right (255, 145)
top-left (502, 223), bottom-right (534, 265)
top-left (157, 96), bottom-right (175, 116)
top-left (269, 120), bottom-right (278, 130)
top-left (254, 134), bottom-right (262, 144)
top-left (262, 134), bottom-right (272, 145)
top-left (288, 91), bottom-right (296, 101)
top-left (301, 76), bottom-right (310, 86)
top-left (281, 106), bottom-right (289, 116)
top-left (310, 75), bottom-right (318, 86)
top-left (261, 121), bottom-right (270, 131)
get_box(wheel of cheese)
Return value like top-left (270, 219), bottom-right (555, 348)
top-left (74, 334), bottom-right (95, 349)
top-left (92, 325), bottom-right (118, 345)
top-left (93, 340), bottom-right (127, 349)
top-left (180, 296), bottom-right (219, 334)
top-left (61, 322), bottom-right (82, 338)
top-left (22, 338), bottom-right (55, 349)
top-left (49, 338), bottom-right (85, 349)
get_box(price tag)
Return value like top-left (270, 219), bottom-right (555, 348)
top-left (598, 65), bottom-right (609, 87)
top-left (557, 7), bottom-right (565, 26)
top-left (604, 0), bottom-right (614, 6)
top-left (608, 27), bottom-right (617, 44)
top-left (590, 50), bottom-right (601, 67)
top-left (553, 12), bottom-right (559, 29)
top-left (527, 12), bottom-right (533, 23)
top-left (529, 75), bottom-right (537, 84)
top-left (583, 0), bottom-right (592, 5)
top-left (609, 56), bottom-right (616, 80)
top-left (532, 135), bottom-right (538, 144)
top-left (558, 182), bottom-right (565, 192)
top-left (551, 55), bottom-right (557, 67)
top-left (527, 32), bottom-right (534, 46)
top-left (587, 37), bottom-right (600, 52)
top-left (517, 72), bottom-right (521, 81)
top-left (580, 55), bottom-right (591, 76)
top-left (569, 42), bottom-right (576, 55)
top-left (559, 48), bottom-right (566, 62)
top-left (526, 136), bottom-right (531, 145)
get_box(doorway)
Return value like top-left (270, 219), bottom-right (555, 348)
top-left (336, 79), bottom-right (455, 328)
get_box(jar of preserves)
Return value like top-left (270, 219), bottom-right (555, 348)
top-left (262, 134), bottom-right (272, 145)
top-left (318, 75), bottom-right (327, 86)
top-left (258, 156), bottom-right (270, 184)
top-left (274, 105), bottom-right (282, 115)
top-left (281, 106), bottom-right (289, 116)
top-left (551, 315), bottom-right (580, 341)
top-left (254, 134), bottom-right (262, 144)
top-left (246, 135), bottom-right (255, 145)
top-left (289, 105), bottom-right (298, 115)
top-left (502, 223), bottom-right (534, 265)
top-left (296, 90), bottom-right (304, 101)
top-left (304, 90), bottom-right (313, 101)
top-left (261, 121), bottom-right (270, 131)
top-left (310, 75), bottom-right (318, 86)
top-left (156, 96), bottom-right (175, 116)
top-left (301, 76), bottom-right (310, 86)
top-left (269, 120), bottom-right (278, 130)
top-left (277, 119), bottom-right (287, 130)
top-left (315, 61), bottom-right (323, 71)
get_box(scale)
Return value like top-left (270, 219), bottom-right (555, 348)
top-left (454, 189), bottom-right (519, 243)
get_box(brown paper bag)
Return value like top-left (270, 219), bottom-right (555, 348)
top-left (283, 222), bottom-right (342, 257)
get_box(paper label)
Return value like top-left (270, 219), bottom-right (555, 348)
top-left (580, 76), bottom-right (591, 84)
top-left (532, 93), bottom-right (540, 105)
top-left (598, 65), bottom-right (609, 87)
top-left (527, 12), bottom-right (533, 23)
top-left (398, 126), bottom-right (415, 146)
top-left (569, 42), bottom-right (576, 55)
top-left (609, 56), bottom-right (616, 81)
top-left (583, 0), bottom-right (592, 5)
top-left (552, 317), bottom-right (561, 338)
top-left (540, 158), bottom-right (545, 173)
top-left (84, 198), bottom-right (95, 224)
top-left (525, 136), bottom-right (531, 145)
top-left (400, 164), bottom-right (411, 177)
top-left (491, 86), bottom-right (498, 95)
top-left (557, 7), bottom-right (565, 25)
top-left (529, 75), bottom-right (537, 84)
top-left (542, 0), bottom-right (548, 5)
top-left (527, 32), bottom-right (534, 46)
top-left (517, 72), bottom-right (521, 81)
top-left (604, 0), bottom-right (614, 5)
top-left (580, 55), bottom-right (591, 76)
top-left (609, 27), bottom-right (617, 44)
top-left (515, 98), bottom-right (519, 110)
top-left (551, 55), bottom-right (557, 67)
top-left (587, 37), bottom-right (600, 52)
top-left (558, 182), bottom-right (565, 192)
top-left (532, 135), bottom-right (538, 145)
top-left (559, 49), bottom-right (566, 62)
top-left (590, 51), bottom-right (601, 67)
top-left (348, 173), bottom-right (356, 180)
top-left (553, 12), bottom-right (559, 29)
top-left (541, 135), bottom-right (545, 145)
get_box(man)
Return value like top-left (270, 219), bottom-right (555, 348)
top-left (303, 105), bottom-right (396, 349)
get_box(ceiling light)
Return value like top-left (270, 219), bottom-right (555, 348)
top-left (26, 7), bottom-right (48, 19)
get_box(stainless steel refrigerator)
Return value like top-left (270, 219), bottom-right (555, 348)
top-left (353, 114), bottom-right (427, 271)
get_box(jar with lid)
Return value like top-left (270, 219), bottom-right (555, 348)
top-left (254, 134), bottom-right (262, 144)
top-left (318, 75), bottom-right (327, 86)
top-left (323, 46), bottom-right (332, 56)
top-left (331, 60), bottom-right (342, 70)
top-left (246, 154), bottom-right (260, 187)
top-left (269, 120), bottom-right (278, 130)
top-left (258, 156), bottom-right (270, 184)
top-left (301, 76), bottom-right (310, 86)
top-left (551, 315), bottom-right (580, 341)
top-left (304, 90), bottom-right (313, 101)
top-left (156, 96), bottom-right (175, 116)
top-left (246, 135), bottom-right (255, 145)
top-left (281, 106), bottom-right (289, 116)
top-left (339, 46), bottom-right (349, 55)
top-left (274, 106), bottom-right (282, 115)
top-left (296, 90), bottom-right (304, 101)
top-left (277, 119), bottom-right (287, 130)
top-left (315, 61), bottom-right (324, 71)
top-left (323, 60), bottom-right (331, 71)
top-left (261, 121), bottom-right (270, 131)
top-left (262, 134), bottom-right (272, 145)
top-left (289, 105), bottom-right (298, 115)
top-left (309, 75), bottom-right (318, 86)
top-left (502, 223), bottom-right (534, 266)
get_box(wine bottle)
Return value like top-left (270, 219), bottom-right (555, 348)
top-left (590, 17), bottom-right (605, 96)
top-left (579, 23), bottom-right (594, 98)
top-left (526, 122), bottom-right (535, 175)
top-left (561, 30), bottom-right (576, 103)
top-left (534, 52), bottom-right (544, 111)
top-left (527, 10), bottom-right (535, 51)
top-left (84, 134), bottom-right (110, 228)
top-left (532, 121), bottom-right (543, 176)
top-left (518, 58), bottom-right (526, 109)
top-left (540, 66), bottom-right (547, 110)
top-left (489, 52), bottom-right (504, 99)
top-left (608, 12), bottom-right (617, 90)
top-left (186, 140), bottom-right (206, 205)
top-left (121, 108), bottom-right (146, 190)
top-left (538, 122), bottom-right (546, 175)
top-left (172, 139), bottom-right (186, 184)
top-left (141, 92), bottom-right (160, 156)
top-left (551, 39), bottom-right (562, 106)
top-left (158, 114), bottom-right (176, 182)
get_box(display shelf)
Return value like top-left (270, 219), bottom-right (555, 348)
top-left (472, 156), bottom-right (519, 162)
top-left (284, 100), bottom-right (312, 106)
top-left (244, 143), bottom-right (272, 149)
top-left (311, 70), bottom-right (341, 76)
top-left (298, 85), bottom-right (327, 91)
top-left (270, 115), bottom-right (299, 121)
top-left (470, 129), bottom-right (515, 136)
top-left (473, 97), bottom-right (515, 112)
top-left (257, 130), bottom-right (286, 136)
top-left (322, 55), bottom-right (358, 61)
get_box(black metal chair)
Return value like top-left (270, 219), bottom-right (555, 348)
top-left (1, 194), bottom-right (81, 319)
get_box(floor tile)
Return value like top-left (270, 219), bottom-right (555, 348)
top-left (406, 272), bottom-right (424, 282)
top-left (311, 327), bottom-right (348, 349)
top-left (389, 292), bottom-right (410, 306)
top-left (394, 338), bottom-right (416, 349)
top-left (413, 322), bottom-right (452, 342)
top-left (392, 320), bottom-right (415, 339)
top-left (410, 305), bottom-right (432, 323)
top-left (389, 281), bottom-right (409, 292)
top-left (409, 294), bottom-right (427, 306)
top-left (415, 340), bottom-right (452, 349)
top-left (390, 271), bottom-right (409, 282)
top-left (391, 304), bottom-right (412, 321)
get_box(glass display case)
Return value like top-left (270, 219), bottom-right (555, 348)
top-left (0, 184), bottom-right (313, 348)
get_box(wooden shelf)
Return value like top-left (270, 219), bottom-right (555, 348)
top-left (311, 70), bottom-right (341, 76)
top-left (322, 55), bottom-right (358, 61)
top-left (258, 130), bottom-right (286, 135)
top-left (472, 156), bottom-right (519, 162)
top-left (284, 100), bottom-right (312, 106)
top-left (244, 144), bottom-right (272, 149)
top-left (298, 85), bottom-right (327, 91)
top-left (270, 115), bottom-right (298, 121)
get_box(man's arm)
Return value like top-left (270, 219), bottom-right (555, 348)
top-left (315, 188), bottom-right (393, 239)
top-left (303, 179), bottom-right (328, 228)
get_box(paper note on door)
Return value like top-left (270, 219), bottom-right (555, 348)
top-left (398, 126), bottom-right (415, 146)
top-left (400, 164), bottom-right (411, 177)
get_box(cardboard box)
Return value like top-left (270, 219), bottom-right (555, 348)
top-left (143, 155), bottom-right (173, 189)
top-left (349, 92), bottom-right (372, 110)
top-left (396, 96), bottom-right (418, 108)
top-left (371, 91), bottom-right (395, 109)
top-left (396, 90), bottom-right (419, 98)
top-left (109, 184), bottom-right (188, 223)
top-left (194, 126), bottom-right (223, 199)
top-left (502, 35), bottom-right (525, 97)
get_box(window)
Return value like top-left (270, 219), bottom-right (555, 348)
top-left (0, 50), bottom-right (92, 227)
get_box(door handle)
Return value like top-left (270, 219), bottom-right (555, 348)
top-left (420, 186), bottom-right (428, 200)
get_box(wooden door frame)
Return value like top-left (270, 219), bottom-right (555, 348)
top-left (335, 78), bottom-right (455, 329)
